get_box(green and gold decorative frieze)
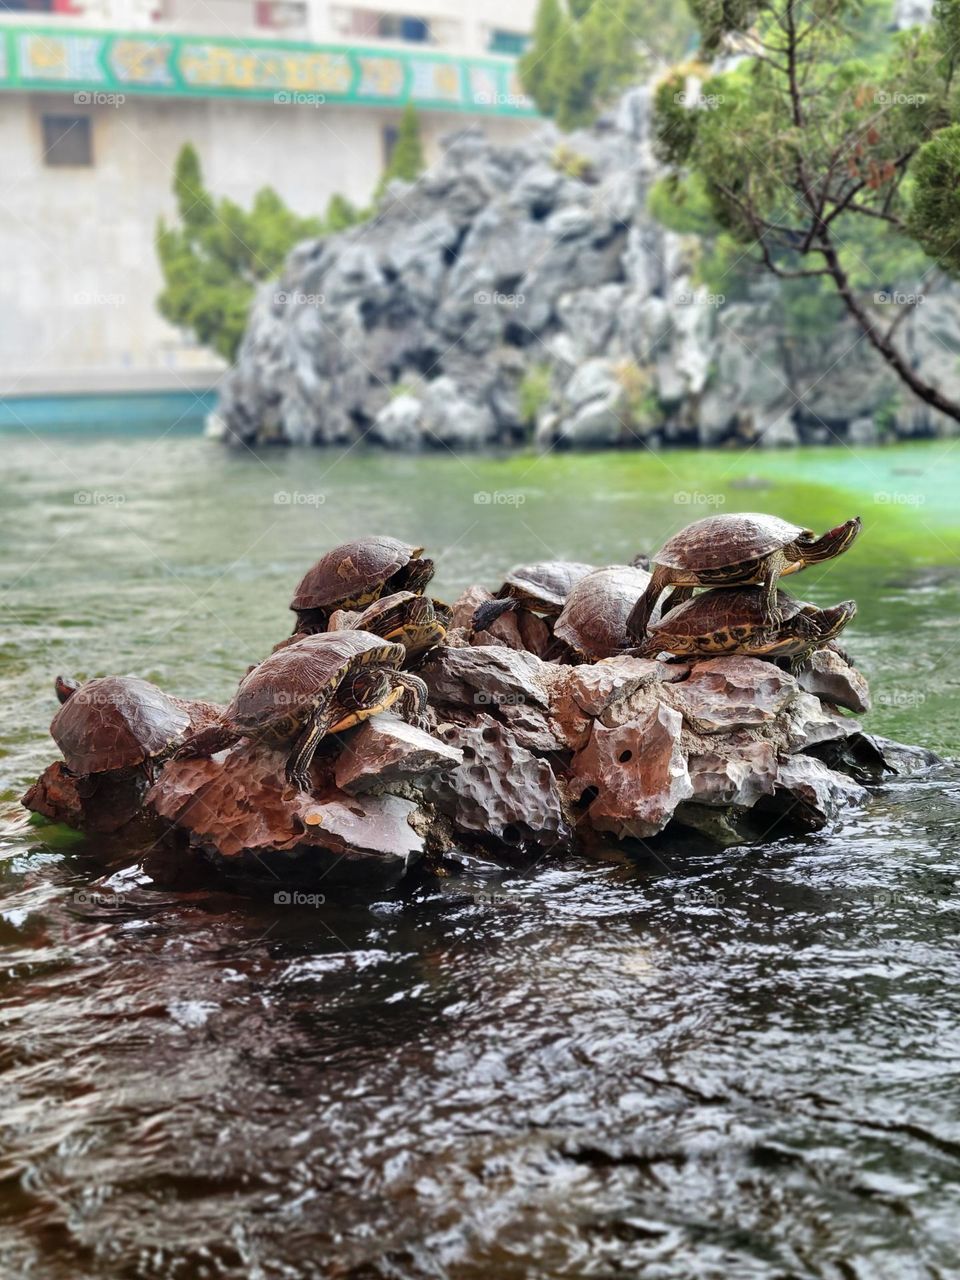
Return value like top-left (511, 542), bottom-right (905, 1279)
top-left (0, 24), bottom-right (537, 115)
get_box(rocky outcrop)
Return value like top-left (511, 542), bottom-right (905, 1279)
top-left (214, 88), bottom-right (960, 450)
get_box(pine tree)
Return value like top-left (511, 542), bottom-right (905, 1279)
top-left (520, 0), bottom-right (565, 117)
top-left (380, 103), bottom-right (425, 192)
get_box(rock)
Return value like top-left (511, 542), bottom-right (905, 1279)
top-left (425, 716), bottom-right (568, 846)
top-left (422, 644), bottom-right (555, 712)
top-left (782, 690), bottom-right (855, 751)
top-left (563, 654), bottom-right (686, 717)
top-left (371, 394), bottom-right (423, 448)
top-left (797, 648), bottom-right (871, 714)
top-left (663, 658), bottom-right (797, 733)
top-left (858, 733), bottom-right (942, 776)
top-left (687, 737), bottom-right (779, 808)
top-left (569, 702), bottom-right (692, 839)
top-left (765, 755), bottom-right (868, 830)
top-left (334, 714), bottom-right (463, 795)
top-left (20, 760), bottom-right (157, 838)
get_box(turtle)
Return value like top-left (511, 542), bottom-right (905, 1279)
top-left (626, 513), bottom-right (862, 639)
top-left (553, 564), bottom-right (656, 662)
top-left (327, 591), bottom-right (448, 662)
top-left (632, 587), bottom-right (857, 672)
top-left (173, 630), bottom-right (429, 791)
top-left (289, 536), bottom-right (434, 635)
top-left (472, 559), bottom-right (596, 633)
top-left (50, 675), bottom-right (220, 778)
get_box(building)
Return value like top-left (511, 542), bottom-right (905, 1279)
top-left (0, 0), bottom-right (540, 398)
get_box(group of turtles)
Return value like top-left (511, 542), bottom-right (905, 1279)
top-left (46, 514), bottom-right (862, 796)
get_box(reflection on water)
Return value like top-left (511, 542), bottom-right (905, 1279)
top-left (1, 432), bottom-right (960, 1276)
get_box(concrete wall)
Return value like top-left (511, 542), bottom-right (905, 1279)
top-left (0, 91), bottom-right (539, 392)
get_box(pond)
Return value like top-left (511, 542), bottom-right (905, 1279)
top-left (2, 428), bottom-right (959, 1277)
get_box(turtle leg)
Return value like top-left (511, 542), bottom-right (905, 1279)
top-left (626, 565), bottom-right (672, 640)
top-left (758, 552), bottom-right (785, 627)
top-left (173, 720), bottom-right (241, 761)
top-left (660, 585), bottom-right (694, 616)
top-left (285, 705), bottom-right (337, 792)
top-left (391, 671), bottom-right (430, 730)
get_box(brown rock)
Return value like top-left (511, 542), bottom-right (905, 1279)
top-left (782, 691), bottom-right (854, 752)
top-left (569, 702), bottom-right (692, 839)
top-left (687, 737), bottom-right (778, 807)
top-left (766, 755), bottom-right (868, 830)
top-left (663, 657), bottom-right (797, 734)
top-left (424, 715), bottom-right (568, 845)
top-left (422, 644), bottom-right (556, 713)
top-left (333, 713), bottom-right (463, 795)
top-left (564, 655), bottom-right (688, 718)
top-left (797, 649), bottom-right (871, 714)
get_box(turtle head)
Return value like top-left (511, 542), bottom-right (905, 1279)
top-left (399, 554), bottom-right (435, 596)
top-left (55, 675), bottom-right (81, 704)
top-left (818, 599), bottom-right (857, 640)
top-left (802, 517), bottom-right (862, 564)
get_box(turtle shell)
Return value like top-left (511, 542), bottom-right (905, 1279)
top-left (500, 560), bottom-right (596, 611)
top-left (655, 513), bottom-right (810, 572)
top-left (228, 630), bottom-right (404, 734)
top-left (554, 564), bottom-right (652, 660)
top-left (647, 587), bottom-right (805, 642)
top-left (291, 537), bottom-right (425, 611)
top-left (51, 676), bottom-right (193, 775)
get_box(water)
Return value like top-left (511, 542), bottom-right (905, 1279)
top-left (2, 429), bottom-right (960, 1277)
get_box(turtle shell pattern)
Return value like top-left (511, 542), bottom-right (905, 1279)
top-left (228, 630), bottom-right (405, 735)
top-left (291, 537), bottom-right (424, 611)
top-left (51, 676), bottom-right (192, 775)
top-left (655, 514), bottom-right (811, 572)
top-left (646, 587), bottom-right (805, 646)
top-left (500, 560), bottom-right (596, 610)
top-left (554, 564), bottom-right (653, 659)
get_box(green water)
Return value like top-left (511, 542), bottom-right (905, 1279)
top-left (1, 431), bottom-right (960, 1278)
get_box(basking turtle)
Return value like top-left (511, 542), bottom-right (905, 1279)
top-left (633, 587), bottom-right (856, 672)
top-left (553, 564), bottom-right (655, 662)
top-left (472, 559), bottom-right (596, 633)
top-left (50, 675), bottom-right (220, 778)
top-left (627, 513), bottom-right (862, 639)
top-left (328, 591), bottom-right (448, 662)
top-left (174, 630), bottom-right (428, 791)
top-left (289, 536), bottom-right (434, 634)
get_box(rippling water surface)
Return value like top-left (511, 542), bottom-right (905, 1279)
top-left (2, 426), bottom-right (960, 1277)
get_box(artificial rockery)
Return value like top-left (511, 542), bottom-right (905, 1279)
top-left (214, 88), bottom-right (960, 451)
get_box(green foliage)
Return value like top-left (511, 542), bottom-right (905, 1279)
top-left (647, 0), bottom-right (960, 412)
top-left (615, 359), bottom-right (660, 427)
top-left (156, 144), bottom-right (324, 361)
top-left (551, 142), bottom-right (595, 180)
top-left (518, 363), bottom-right (553, 425)
top-left (520, 0), bottom-right (693, 131)
top-left (377, 103), bottom-right (425, 196)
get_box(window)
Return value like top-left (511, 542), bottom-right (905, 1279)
top-left (489, 29), bottom-right (529, 56)
top-left (382, 124), bottom-right (399, 167)
top-left (42, 115), bottom-right (92, 166)
top-left (377, 14), bottom-right (430, 43)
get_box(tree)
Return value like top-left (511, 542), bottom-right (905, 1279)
top-left (520, 0), bottom-right (693, 130)
top-left (156, 144), bottom-right (325, 360)
top-left (653, 0), bottom-right (960, 423)
top-left (377, 103), bottom-right (425, 195)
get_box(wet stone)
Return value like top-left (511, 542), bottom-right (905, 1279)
top-left (663, 657), bottom-right (797, 733)
top-left (797, 648), bottom-right (872, 714)
top-left (334, 712), bottom-right (463, 795)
